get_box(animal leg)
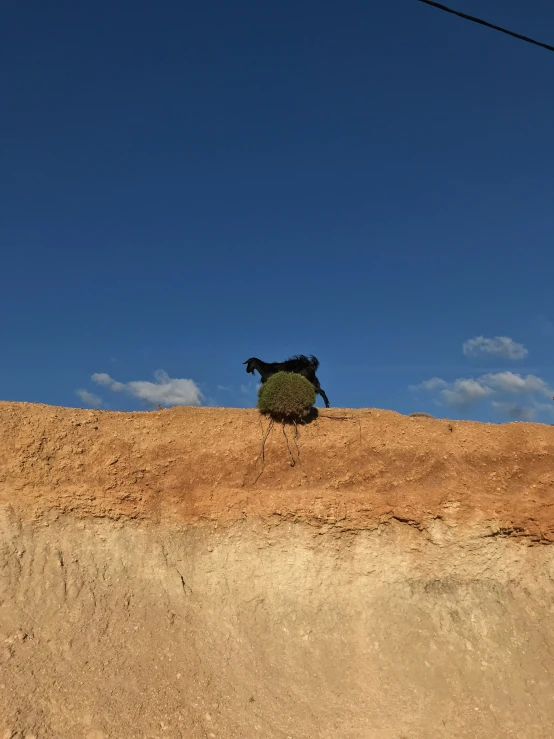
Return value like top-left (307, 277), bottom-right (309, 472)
top-left (317, 387), bottom-right (330, 408)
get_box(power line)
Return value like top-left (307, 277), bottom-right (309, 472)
top-left (417, 0), bottom-right (554, 53)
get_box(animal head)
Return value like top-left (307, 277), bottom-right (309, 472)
top-left (243, 358), bottom-right (257, 375)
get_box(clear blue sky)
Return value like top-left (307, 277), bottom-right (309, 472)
top-left (2, 0), bottom-right (554, 422)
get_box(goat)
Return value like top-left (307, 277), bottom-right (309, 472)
top-left (243, 354), bottom-right (330, 408)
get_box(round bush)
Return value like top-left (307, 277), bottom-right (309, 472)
top-left (257, 372), bottom-right (316, 420)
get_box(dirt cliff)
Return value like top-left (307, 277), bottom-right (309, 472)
top-left (1, 402), bottom-right (554, 738)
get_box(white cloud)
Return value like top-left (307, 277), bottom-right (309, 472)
top-left (462, 336), bottom-right (528, 360)
top-left (409, 377), bottom-right (448, 392)
top-left (75, 389), bottom-right (103, 408)
top-left (92, 373), bottom-right (126, 391)
top-left (412, 370), bottom-right (554, 418)
top-left (481, 372), bottom-right (552, 397)
top-left (440, 378), bottom-right (493, 407)
top-left (92, 370), bottom-right (203, 407)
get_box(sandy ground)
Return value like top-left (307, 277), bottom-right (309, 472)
top-left (1, 402), bottom-right (554, 737)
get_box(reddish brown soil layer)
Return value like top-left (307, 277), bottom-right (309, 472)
top-left (1, 402), bottom-right (553, 539)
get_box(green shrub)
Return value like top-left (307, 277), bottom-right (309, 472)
top-left (257, 372), bottom-right (316, 420)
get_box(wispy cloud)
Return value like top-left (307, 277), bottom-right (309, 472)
top-left (491, 402), bottom-right (537, 422)
top-left (410, 336), bottom-right (554, 420)
top-left (411, 370), bottom-right (554, 419)
top-left (240, 382), bottom-right (261, 394)
top-left (92, 370), bottom-right (203, 407)
top-left (440, 378), bottom-right (493, 407)
top-left (533, 402), bottom-right (554, 418)
top-left (92, 373), bottom-right (126, 391)
top-left (75, 389), bottom-right (103, 408)
top-left (462, 336), bottom-right (528, 360)
top-left (409, 377), bottom-right (448, 392)
top-left (535, 315), bottom-right (554, 337)
top-left (481, 371), bottom-right (551, 396)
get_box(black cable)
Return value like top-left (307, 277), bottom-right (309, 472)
top-left (417, 0), bottom-right (554, 53)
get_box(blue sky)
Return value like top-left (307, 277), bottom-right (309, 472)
top-left (2, 0), bottom-right (554, 422)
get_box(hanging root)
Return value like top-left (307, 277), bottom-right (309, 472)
top-left (282, 421), bottom-right (296, 467)
top-left (254, 416), bottom-right (274, 483)
top-left (292, 419), bottom-right (300, 459)
top-left (253, 415), bottom-right (303, 481)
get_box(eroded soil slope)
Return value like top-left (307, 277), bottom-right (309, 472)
top-left (1, 402), bottom-right (554, 538)
top-left (1, 402), bottom-right (554, 738)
